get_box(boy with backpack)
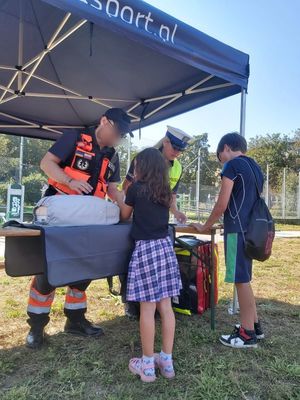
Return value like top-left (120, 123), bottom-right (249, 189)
top-left (192, 132), bottom-right (265, 348)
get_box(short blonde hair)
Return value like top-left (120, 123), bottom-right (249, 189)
top-left (153, 136), bottom-right (168, 149)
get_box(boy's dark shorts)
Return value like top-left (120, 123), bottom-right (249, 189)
top-left (224, 232), bottom-right (252, 283)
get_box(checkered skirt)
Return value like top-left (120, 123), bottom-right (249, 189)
top-left (126, 236), bottom-right (182, 302)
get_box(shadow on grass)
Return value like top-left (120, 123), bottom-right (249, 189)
top-left (0, 297), bottom-right (299, 400)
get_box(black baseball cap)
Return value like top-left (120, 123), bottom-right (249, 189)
top-left (104, 108), bottom-right (133, 137)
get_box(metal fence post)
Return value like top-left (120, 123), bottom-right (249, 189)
top-left (282, 168), bottom-right (286, 219)
top-left (298, 171), bottom-right (300, 218)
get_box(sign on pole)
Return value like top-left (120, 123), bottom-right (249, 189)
top-left (6, 183), bottom-right (25, 222)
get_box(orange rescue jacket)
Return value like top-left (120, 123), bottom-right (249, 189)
top-left (48, 133), bottom-right (117, 199)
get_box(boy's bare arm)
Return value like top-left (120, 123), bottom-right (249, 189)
top-left (191, 177), bottom-right (233, 232)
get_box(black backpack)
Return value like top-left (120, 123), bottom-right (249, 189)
top-left (232, 158), bottom-right (275, 262)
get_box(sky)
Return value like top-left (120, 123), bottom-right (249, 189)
top-left (130, 0), bottom-right (300, 152)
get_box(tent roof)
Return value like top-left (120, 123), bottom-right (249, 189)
top-left (0, 0), bottom-right (250, 140)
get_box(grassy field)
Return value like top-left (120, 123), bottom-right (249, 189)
top-left (274, 223), bottom-right (300, 231)
top-left (0, 238), bottom-right (299, 400)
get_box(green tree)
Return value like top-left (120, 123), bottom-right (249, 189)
top-left (116, 140), bottom-right (139, 181)
top-left (22, 137), bottom-right (53, 176)
top-left (0, 134), bottom-right (50, 205)
top-left (247, 133), bottom-right (299, 189)
top-left (179, 133), bottom-right (218, 187)
top-left (0, 134), bottom-right (20, 182)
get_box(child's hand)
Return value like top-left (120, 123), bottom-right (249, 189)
top-left (173, 210), bottom-right (187, 224)
top-left (114, 190), bottom-right (125, 206)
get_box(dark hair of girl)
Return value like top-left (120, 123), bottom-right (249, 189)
top-left (135, 148), bottom-right (172, 208)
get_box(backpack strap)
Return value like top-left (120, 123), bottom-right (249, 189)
top-left (231, 157), bottom-right (262, 242)
top-left (237, 157), bottom-right (262, 198)
top-left (231, 193), bottom-right (246, 242)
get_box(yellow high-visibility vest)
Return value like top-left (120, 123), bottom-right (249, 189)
top-left (120, 154), bottom-right (182, 191)
top-left (169, 158), bottom-right (182, 191)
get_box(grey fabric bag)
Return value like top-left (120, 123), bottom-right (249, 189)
top-left (34, 195), bottom-right (120, 226)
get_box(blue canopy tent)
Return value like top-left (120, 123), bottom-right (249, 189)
top-left (0, 0), bottom-right (249, 140)
top-left (0, 0), bottom-right (250, 322)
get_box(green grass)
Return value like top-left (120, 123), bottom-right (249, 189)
top-left (0, 238), bottom-right (299, 400)
top-left (274, 223), bottom-right (300, 231)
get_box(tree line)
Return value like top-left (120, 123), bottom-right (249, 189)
top-left (0, 129), bottom-right (299, 206)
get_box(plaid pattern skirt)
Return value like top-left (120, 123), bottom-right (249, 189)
top-left (126, 236), bottom-right (182, 302)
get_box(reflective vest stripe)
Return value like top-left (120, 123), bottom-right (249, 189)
top-left (169, 159), bottom-right (182, 190)
top-left (94, 158), bottom-right (110, 198)
top-left (64, 288), bottom-right (87, 310)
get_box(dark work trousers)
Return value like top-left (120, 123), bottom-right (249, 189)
top-left (27, 273), bottom-right (91, 328)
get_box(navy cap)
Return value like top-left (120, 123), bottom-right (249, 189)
top-left (166, 126), bottom-right (192, 151)
top-left (104, 108), bottom-right (133, 137)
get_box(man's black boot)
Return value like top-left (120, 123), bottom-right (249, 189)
top-left (26, 315), bottom-right (49, 349)
top-left (26, 326), bottom-right (45, 349)
top-left (64, 317), bottom-right (104, 337)
top-left (124, 302), bottom-right (140, 320)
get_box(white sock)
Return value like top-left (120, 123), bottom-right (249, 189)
top-left (160, 351), bottom-right (174, 373)
top-left (160, 351), bottom-right (172, 361)
top-left (142, 355), bottom-right (155, 376)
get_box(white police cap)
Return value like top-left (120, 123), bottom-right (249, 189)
top-left (166, 126), bottom-right (192, 150)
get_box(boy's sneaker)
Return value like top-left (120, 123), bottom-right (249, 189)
top-left (234, 321), bottom-right (265, 340)
top-left (254, 321), bottom-right (265, 340)
top-left (219, 325), bottom-right (258, 348)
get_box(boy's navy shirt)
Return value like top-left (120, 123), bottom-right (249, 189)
top-left (125, 181), bottom-right (169, 240)
top-left (221, 155), bottom-right (264, 233)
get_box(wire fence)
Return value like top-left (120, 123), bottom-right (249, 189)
top-left (177, 168), bottom-right (300, 222)
top-left (0, 156), bottom-right (299, 222)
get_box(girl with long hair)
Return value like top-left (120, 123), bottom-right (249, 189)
top-left (116, 147), bottom-right (182, 382)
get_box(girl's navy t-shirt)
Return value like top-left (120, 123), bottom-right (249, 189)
top-left (221, 155), bottom-right (264, 233)
top-left (125, 181), bottom-right (169, 240)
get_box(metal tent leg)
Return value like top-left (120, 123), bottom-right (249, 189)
top-left (239, 88), bottom-right (247, 137)
top-left (228, 286), bottom-right (240, 315)
top-left (228, 88), bottom-right (246, 315)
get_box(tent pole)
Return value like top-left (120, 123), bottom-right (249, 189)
top-left (18, 0), bottom-right (24, 185)
top-left (230, 88), bottom-right (247, 315)
top-left (239, 88), bottom-right (247, 137)
top-left (195, 146), bottom-right (201, 221)
top-left (17, 0), bottom-right (23, 89)
top-left (127, 136), bottom-right (131, 172)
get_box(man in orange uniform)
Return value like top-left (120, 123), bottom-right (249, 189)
top-left (26, 108), bottom-right (132, 349)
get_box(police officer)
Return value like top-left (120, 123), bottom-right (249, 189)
top-left (26, 108), bottom-right (132, 349)
top-left (122, 126), bottom-right (192, 318)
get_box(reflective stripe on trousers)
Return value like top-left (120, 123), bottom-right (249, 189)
top-left (27, 280), bottom-right (87, 314)
top-left (27, 278), bottom-right (55, 314)
top-left (64, 288), bottom-right (87, 310)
